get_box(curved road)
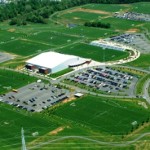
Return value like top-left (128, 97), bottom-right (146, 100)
top-left (28, 132), bottom-right (150, 149)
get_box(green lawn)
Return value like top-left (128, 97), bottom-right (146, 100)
top-left (60, 11), bottom-right (105, 22)
top-left (57, 43), bottom-right (129, 62)
top-left (0, 30), bottom-right (24, 43)
top-left (101, 17), bottom-right (142, 31)
top-left (27, 31), bottom-right (80, 46)
top-left (127, 54), bottom-right (150, 70)
top-left (82, 4), bottom-right (130, 12)
top-left (131, 2), bottom-right (150, 14)
top-left (49, 68), bottom-right (73, 78)
top-left (54, 25), bottom-right (118, 39)
top-left (0, 69), bottom-right (36, 94)
top-left (0, 39), bottom-right (51, 56)
top-left (52, 95), bottom-right (149, 135)
top-left (0, 103), bottom-right (59, 150)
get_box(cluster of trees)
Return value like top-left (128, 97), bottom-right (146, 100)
top-left (84, 21), bottom-right (111, 29)
top-left (0, 0), bottom-right (149, 25)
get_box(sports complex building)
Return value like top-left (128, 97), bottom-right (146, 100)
top-left (26, 52), bottom-right (88, 74)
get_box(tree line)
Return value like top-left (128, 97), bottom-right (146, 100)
top-left (84, 21), bottom-right (111, 29)
top-left (0, 0), bottom-right (149, 25)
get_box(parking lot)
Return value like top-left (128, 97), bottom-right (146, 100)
top-left (0, 52), bottom-right (14, 63)
top-left (108, 33), bottom-right (150, 53)
top-left (0, 82), bottom-right (70, 112)
top-left (115, 11), bottom-right (150, 22)
top-left (65, 66), bottom-right (138, 96)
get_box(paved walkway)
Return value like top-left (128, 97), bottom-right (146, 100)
top-left (143, 79), bottom-right (150, 104)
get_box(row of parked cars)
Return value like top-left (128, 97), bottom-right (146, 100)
top-left (66, 66), bottom-right (136, 95)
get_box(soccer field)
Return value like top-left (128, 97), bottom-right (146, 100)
top-left (0, 103), bottom-right (59, 150)
top-left (57, 43), bottom-right (129, 62)
top-left (53, 95), bottom-right (150, 134)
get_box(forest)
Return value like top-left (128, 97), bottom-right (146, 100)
top-left (0, 0), bottom-right (149, 25)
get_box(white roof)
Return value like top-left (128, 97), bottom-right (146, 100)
top-left (26, 52), bottom-right (78, 69)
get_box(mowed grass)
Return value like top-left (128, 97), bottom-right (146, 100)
top-left (0, 69), bottom-right (36, 94)
top-left (0, 30), bottom-right (24, 43)
top-left (53, 95), bottom-right (149, 134)
top-left (60, 11), bottom-right (105, 22)
top-left (0, 39), bottom-right (51, 56)
top-left (82, 4), bottom-right (130, 12)
top-left (57, 43), bottom-right (129, 62)
top-left (54, 25), bottom-right (118, 39)
top-left (101, 17), bottom-right (142, 31)
top-left (131, 2), bottom-right (150, 14)
top-left (127, 54), bottom-right (150, 70)
top-left (0, 103), bottom-right (59, 150)
top-left (27, 31), bottom-right (81, 46)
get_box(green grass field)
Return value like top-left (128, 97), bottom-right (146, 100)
top-left (57, 43), bottom-right (129, 62)
top-left (54, 25), bottom-right (118, 39)
top-left (131, 2), bottom-right (150, 14)
top-left (49, 68), bottom-right (73, 78)
top-left (0, 103), bottom-right (60, 150)
top-left (0, 69), bottom-right (36, 94)
top-left (100, 17), bottom-right (142, 31)
top-left (60, 11), bottom-right (106, 22)
top-left (82, 3), bottom-right (130, 12)
top-left (27, 31), bottom-right (81, 46)
top-left (0, 30), bottom-right (24, 43)
top-left (127, 54), bottom-right (150, 70)
top-left (0, 39), bottom-right (51, 56)
top-left (51, 95), bottom-right (150, 135)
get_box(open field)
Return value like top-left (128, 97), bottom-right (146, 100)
top-left (49, 68), bottom-right (73, 78)
top-left (131, 2), bottom-right (150, 14)
top-left (51, 95), bottom-right (150, 135)
top-left (53, 25), bottom-right (118, 39)
top-left (0, 103), bottom-right (59, 150)
top-left (27, 31), bottom-right (81, 46)
top-left (57, 43), bottom-right (129, 62)
top-left (126, 54), bottom-right (150, 70)
top-left (0, 69), bottom-right (36, 94)
top-left (59, 11), bottom-right (106, 22)
top-left (0, 40), bottom-right (51, 56)
top-left (82, 3), bottom-right (130, 12)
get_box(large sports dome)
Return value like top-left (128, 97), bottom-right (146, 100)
top-left (26, 52), bottom-right (86, 74)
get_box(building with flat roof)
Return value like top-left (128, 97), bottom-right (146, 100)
top-left (26, 52), bottom-right (86, 74)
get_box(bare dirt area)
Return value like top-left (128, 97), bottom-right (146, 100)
top-left (62, 96), bottom-right (76, 104)
top-left (7, 28), bottom-right (16, 32)
top-left (127, 28), bottom-right (139, 33)
top-left (28, 126), bottom-right (67, 147)
top-left (63, 7), bottom-right (111, 15)
top-left (49, 126), bottom-right (65, 135)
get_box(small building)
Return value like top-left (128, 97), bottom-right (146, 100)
top-left (74, 93), bottom-right (84, 98)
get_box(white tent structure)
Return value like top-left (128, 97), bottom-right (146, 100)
top-left (26, 52), bottom-right (86, 74)
top-left (90, 40), bottom-right (126, 51)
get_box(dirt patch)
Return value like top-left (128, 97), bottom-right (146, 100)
top-left (62, 96), bottom-right (76, 104)
top-left (79, 8), bottom-right (111, 15)
top-left (28, 126), bottom-right (67, 147)
top-left (63, 7), bottom-right (111, 16)
top-left (8, 28), bottom-right (16, 32)
top-left (74, 17), bottom-right (80, 20)
top-left (49, 126), bottom-right (65, 135)
top-left (127, 28), bottom-right (139, 33)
